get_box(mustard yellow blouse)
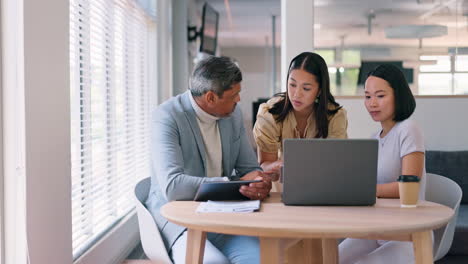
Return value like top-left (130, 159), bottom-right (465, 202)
top-left (253, 97), bottom-right (348, 159)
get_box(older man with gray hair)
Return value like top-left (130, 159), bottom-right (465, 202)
top-left (145, 56), bottom-right (272, 264)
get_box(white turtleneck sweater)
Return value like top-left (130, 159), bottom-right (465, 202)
top-left (189, 93), bottom-right (223, 178)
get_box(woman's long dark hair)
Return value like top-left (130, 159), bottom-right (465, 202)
top-left (268, 52), bottom-right (342, 138)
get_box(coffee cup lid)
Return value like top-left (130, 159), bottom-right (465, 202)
top-left (398, 175), bottom-right (420, 182)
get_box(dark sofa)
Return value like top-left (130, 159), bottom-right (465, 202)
top-left (427, 151), bottom-right (468, 263)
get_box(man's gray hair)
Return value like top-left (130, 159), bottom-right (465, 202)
top-left (189, 56), bottom-right (242, 97)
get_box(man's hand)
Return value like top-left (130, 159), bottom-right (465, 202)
top-left (239, 171), bottom-right (272, 200)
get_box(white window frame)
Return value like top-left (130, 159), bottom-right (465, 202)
top-left (2, 0), bottom-right (28, 263)
top-left (419, 54), bottom-right (468, 95)
top-left (0, 0), bottom-right (4, 261)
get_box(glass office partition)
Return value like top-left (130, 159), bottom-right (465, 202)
top-left (314, 0), bottom-right (468, 95)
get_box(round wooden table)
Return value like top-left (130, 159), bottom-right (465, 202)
top-left (161, 193), bottom-right (453, 264)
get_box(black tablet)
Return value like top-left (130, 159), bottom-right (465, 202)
top-left (194, 180), bottom-right (262, 201)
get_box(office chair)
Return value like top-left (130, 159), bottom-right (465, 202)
top-left (425, 173), bottom-right (462, 261)
top-left (134, 177), bottom-right (173, 264)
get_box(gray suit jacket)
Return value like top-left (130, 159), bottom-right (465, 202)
top-left (145, 91), bottom-right (261, 251)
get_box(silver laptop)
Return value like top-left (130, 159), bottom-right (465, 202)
top-left (282, 139), bottom-right (378, 206)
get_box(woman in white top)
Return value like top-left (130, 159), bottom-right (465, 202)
top-left (339, 64), bottom-right (426, 264)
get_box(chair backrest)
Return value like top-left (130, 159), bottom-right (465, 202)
top-left (134, 177), bottom-right (173, 264)
top-left (425, 173), bottom-right (463, 261)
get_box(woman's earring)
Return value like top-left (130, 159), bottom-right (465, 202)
top-left (315, 97), bottom-right (319, 104)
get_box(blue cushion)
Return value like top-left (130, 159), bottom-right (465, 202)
top-left (426, 151), bottom-right (468, 204)
top-left (436, 255), bottom-right (468, 264)
top-left (448, 204), bottom-right (468, 255)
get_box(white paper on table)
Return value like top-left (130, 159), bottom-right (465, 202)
top-left (196, 200), bottom-right (260, 213)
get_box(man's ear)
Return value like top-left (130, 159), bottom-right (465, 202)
top-left (205, 91), bottom-right (217, 104)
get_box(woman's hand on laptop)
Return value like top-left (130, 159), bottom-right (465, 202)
top-left (239, 171), bottom-right (272, 200)
top-left (259, 159), bottom-right (283, 181)
top-left (263, 171), bottom-right (280, 182)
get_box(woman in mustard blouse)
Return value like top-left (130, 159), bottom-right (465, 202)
top-left (253, 52), bottom-right (348, 191)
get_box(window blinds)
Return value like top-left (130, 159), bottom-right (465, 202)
top-left (70, 0), bottom-right (152, 257)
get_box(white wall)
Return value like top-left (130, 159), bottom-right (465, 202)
top-left (281, 0), bottom-right (314, 93)
top-left (221, 46), bottom-right (281, 146)
top-left (339, 96), bottom-right (468, 151)
top-left (172, 0), bottom-right (189, 96)
top-left (156, 0), bottom-right (173, 103)
top-left (23, 0), bottom-right (73, 263)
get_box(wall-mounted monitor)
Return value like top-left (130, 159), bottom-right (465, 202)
top-left (200, 3), bottom-right (219, 55)
top-left (357, 61), bottom-right (414, 85)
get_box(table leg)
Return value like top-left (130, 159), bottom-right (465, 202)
top-left (186, 229), bottom-right (207, 264)
top-left (322, 238), bottom-right (338, 264)
top-left (281, 239), bottom-right (322, 264)
top-left (412, 231), bottom-right (433, 264)
top-left (260, 237), bottom-right (284, 264)
top-left (301, 239), bottom-right (324, 264)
